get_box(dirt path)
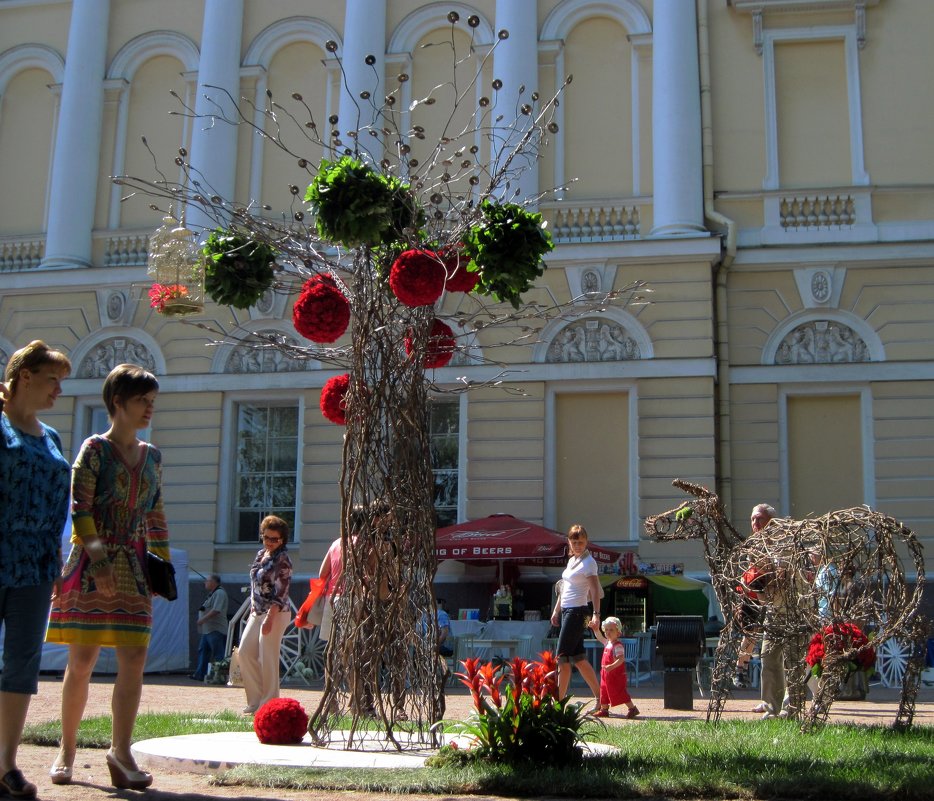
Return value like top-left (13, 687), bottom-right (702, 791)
top-left (15, 673), bottom-right (933, 801)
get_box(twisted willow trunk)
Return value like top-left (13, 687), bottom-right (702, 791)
top-left (309, 252), bottom-right (446, 749)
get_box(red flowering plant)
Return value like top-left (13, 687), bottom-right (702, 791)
top-left (441, 247), bottom-right (480, 293)
top-left (433, 651), bottom-right (590, 766)
top-left (253, 697), bottom-right (309, 745)
top-left (148, 283), bottom-right (189, 313)
top-left (805, 621), bottom-right (876, 679)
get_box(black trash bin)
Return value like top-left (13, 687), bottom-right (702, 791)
top-left (655, 615), bottom-right (705, 710)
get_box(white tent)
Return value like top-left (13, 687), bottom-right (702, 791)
top-left (0, 525), bottom-right (190, 674)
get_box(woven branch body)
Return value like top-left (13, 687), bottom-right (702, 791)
top-left (308, 251), bottom-right (445, 749)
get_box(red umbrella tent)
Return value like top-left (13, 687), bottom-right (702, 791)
top-left (435, 514), bottom-right (620, 566)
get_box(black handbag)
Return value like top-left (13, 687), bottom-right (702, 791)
top-left (146, 551), bottom-right (178, 601)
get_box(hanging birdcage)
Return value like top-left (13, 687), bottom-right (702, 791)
top-left (146, 211), bottom-right (205, 316)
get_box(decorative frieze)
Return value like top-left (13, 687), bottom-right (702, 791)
top-left (774, 320), bottom-right (869, 364)
top-left (545, 318), bottom-right (641, 363)
top-left (77, 337), bottom-right (157, 377)
top-left (225, 332), bottom-right (314, 373)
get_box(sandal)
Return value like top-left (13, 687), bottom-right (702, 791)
top-left (626, 706), bottom-right (640, 719)
top-left (592, 708), bottom-right (610, 718)
top-left (0, 769), bottom-right (37, 800)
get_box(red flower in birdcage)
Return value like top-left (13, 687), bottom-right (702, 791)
top-left (148, 283), bottom-right (189, 313)
top-left (320, 373), bottom-right (350, 425)
top-left (253, 697), bottom-right (308, 745)
top-left (389, 249), bottom-right (446, 307)
top-left (292, 274), bottom-right (351, 343)
top-left (805, 621), bottom-right (876, 678)
top-left (442, 247), bottom-right (480, 293)
top-left (405, 319), bottom-right (456, 368)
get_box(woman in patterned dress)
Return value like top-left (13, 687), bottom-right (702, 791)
top-left (47, 364), bottom-right (169, 790)
top-left (0, 341), bottom-right (71, 800)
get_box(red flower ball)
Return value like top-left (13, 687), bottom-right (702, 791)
top-left (389, 249), bottom-right (445, 307)
top-left (320, 373), bottom-right (350, 425)
top-left (442, 249), bottom-right (479, 293)
top-left (405, 319), bottom-right (456, 368)
top-left (253, 697), bottom-right (308, 745)
top-left (293, 274), bottom-right (350, 343)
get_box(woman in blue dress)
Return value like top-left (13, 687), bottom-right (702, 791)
top-left (0, 341), bottom-right (72, 800)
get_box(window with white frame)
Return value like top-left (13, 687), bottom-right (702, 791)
top-left (429, 399), bottom-right (459, 527)
top-left (232, 402), bottom-right (298, 542)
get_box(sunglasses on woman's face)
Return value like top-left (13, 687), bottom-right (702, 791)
top-left (262, 534), bottom-right (282, 543)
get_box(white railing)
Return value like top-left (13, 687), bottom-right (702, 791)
top-left (539, 198), bottom-right (650, 242)
top-left (98, 229), bottom-right (150, 267)
top-left (0, 234), bottom-right (44, 272)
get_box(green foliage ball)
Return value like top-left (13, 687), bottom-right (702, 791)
top-left (203, 229), bottom-right (277, 309)
top-left (305, 156), bottom-right (422, 248)
top-left (461, 200), bottom-right (554, 309)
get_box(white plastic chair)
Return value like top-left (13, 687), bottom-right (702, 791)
top-left (622, 638), bottom-right (641, 686)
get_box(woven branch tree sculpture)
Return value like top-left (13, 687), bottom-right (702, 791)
top-left (645, 480), bottom-right (927, 731)
top-left (117, 13), bottom-right (647, 750)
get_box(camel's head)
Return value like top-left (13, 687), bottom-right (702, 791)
top-left (644, 480), bottom-right (725, 542)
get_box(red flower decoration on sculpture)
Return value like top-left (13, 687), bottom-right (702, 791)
top-left (805, 621), bottom-right (876, 677)
top-left (293, 274), bottom-right (350, 343)
top-left (389, 249), bottom-right (445, 307)
top-left (442, 248), bottom-right (479, 293)
top-left (253, 697), bottom-right (308, 745)
top-left (405, 319), bottom-right (456, 368)
top-left (320, 373), bottom-right (350, 425)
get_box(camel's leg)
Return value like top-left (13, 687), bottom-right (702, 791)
top-left (783, 634), bottom-right (809, 722)
top-left (801, 663), bottom-right (846, 732)
top-left (895, 620), bottom-right (929, 730)
top-left (706, 621), bottom-right (740, 723)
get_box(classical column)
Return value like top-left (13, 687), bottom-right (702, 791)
top-left (650, 1), bottom-right (705, 236)
top-left (187, 0), bottom-right (244, 235)
top-left (494, 0), bottom-right (539, 204)
top-left (42, 0), bottom-right (111, 269)
top-left (339, 0), bottom-right (386, 161)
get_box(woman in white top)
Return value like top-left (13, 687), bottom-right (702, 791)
top-left (550, 524), bottom-right (602, 705)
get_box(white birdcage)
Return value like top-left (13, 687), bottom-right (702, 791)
top-left (146, 211), bottom-right (204, 316)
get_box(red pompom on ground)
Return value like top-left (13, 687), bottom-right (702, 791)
top-left (253, 697), bottom-right (308, 745)
top-left (442, 249), bottom-right (479, 293)
top-left (405, 319), bottom-right (456, 368)
top-left (389, 249), bottom-right (446, 307)
top-left (293, 274), bottom-right (351, 343)
top-left (320, 373), bottom-right (350, 425)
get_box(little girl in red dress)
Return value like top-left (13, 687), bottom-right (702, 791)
top-left (593, 616), bottom-right (640, 718)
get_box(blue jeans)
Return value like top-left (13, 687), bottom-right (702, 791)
top-left (193, 630), bottom-right (227, 680)
top-left (0, 582), bottom-right (54, 694)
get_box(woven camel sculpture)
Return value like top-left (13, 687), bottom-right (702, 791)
top-left (644, 479), bottom-right (928, 730)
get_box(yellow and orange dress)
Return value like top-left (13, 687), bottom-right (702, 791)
top-left (47, 435), bottom-right (169, 647)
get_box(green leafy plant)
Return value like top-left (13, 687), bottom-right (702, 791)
top-left (461, 200), bottom-right (554, 309)
top-left (305, 156), bottom-right (422, 248)
top-left (202, 229), bottom-right (277, 309)
top-left (433, 651), bottom-right (589, 766)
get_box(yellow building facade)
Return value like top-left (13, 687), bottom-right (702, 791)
top-left (1, 1), bottom-right (931, 614)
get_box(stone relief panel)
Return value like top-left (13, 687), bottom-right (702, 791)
top-left (77, 338), bottom-right (157, 378)
top-left (545, 318), bottom-right (641, 363)
top-left (774, 321), bottom-right (869, 364)
top-left (225, 331), bottom-right (314, 373)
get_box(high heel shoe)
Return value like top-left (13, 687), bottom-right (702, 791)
top-left (48, 763), bottom-right (73, 786)
top-left (105, 749), bottom-right (152, 790)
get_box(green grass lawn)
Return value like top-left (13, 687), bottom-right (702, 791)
top-left (24, 713), bottom-right (934, 800)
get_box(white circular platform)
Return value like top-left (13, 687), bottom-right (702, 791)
top-left (132, 730), bottom-right (615, 774)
